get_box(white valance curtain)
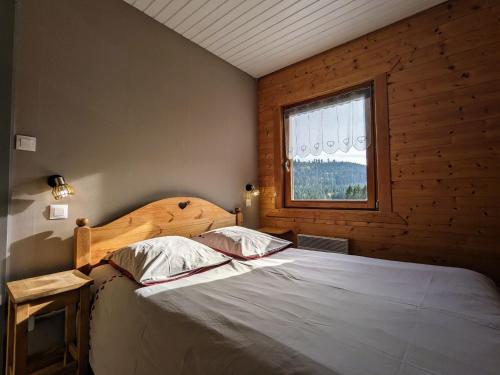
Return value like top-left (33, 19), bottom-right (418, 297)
top-left (285, 87), bottom-right (372, 159)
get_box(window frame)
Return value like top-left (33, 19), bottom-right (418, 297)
top-left (283, 82), bottom-right (376, 210)
top-left (273, 74), bottom-right (392, 212)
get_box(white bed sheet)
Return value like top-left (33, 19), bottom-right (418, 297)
top-left (89, 249), bottom-right (500, 375)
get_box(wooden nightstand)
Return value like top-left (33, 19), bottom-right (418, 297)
top-left (5, 270), bottom-right (93, 375)
top-left (258, 226), bottom-right (296, 246)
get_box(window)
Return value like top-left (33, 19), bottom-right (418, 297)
top-left (276, 76), bottom-right (390, 211)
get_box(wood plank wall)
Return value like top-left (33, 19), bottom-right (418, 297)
top-left (258, 0), bottom-right (500, 284)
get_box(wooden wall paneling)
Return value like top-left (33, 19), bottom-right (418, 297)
top-left (258, 0), bottom-right (500, 284)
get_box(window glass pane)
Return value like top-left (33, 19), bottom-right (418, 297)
top-left (285, 86), bottom-right (371, 202)
top-left (291, 150), bottom-right (368, 201)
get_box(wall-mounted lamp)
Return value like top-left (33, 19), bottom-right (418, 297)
top-left (47, 175), bottom-right (74, 200)
top-left (245, 184), bottom-right (260, 208)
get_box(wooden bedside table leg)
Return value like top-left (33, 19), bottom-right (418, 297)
top-left (76, 286), bottom-right (90, 375)
top-left (64, 303), bottom-right (76, 365)
top-left (5, 298), bottom-right (15, 375)
top-left (12, 303), bottom-right (29, 375)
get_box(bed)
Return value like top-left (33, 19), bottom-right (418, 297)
top-left (74, 197), bottom-right (500, 375)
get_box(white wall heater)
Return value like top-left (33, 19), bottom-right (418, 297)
top-left (297, 234), bottom-right (349, 254)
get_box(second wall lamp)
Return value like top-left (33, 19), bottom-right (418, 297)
top-left (245, 184), bottom-right (260, 208)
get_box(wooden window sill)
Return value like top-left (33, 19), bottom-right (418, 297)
top-left (265, 208), bottom-right (407, 225)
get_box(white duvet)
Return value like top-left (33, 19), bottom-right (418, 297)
top-left (89, 249), bottom-right (500, 375)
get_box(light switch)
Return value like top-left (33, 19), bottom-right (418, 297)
top-left (16, 135), bottom-right (37, 152)
top-left (49, 204), bottom-right (68, 220)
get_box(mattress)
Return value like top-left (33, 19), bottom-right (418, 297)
top-left (89, 248), bottom-right (500, 375)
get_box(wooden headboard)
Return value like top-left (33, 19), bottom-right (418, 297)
top-left (73, 197), bottom-right (242, 272)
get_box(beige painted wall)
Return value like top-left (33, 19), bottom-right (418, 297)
top-left (8, 0), bottom-right (258, 282)
top-left (1, 0), bottom-right (15, 369)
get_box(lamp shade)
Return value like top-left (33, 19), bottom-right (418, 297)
top-left (47, 175), bottom-right (74, 200)
top-left (245, 184), bottom-right (260, 196)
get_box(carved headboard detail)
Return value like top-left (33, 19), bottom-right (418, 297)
top-left (74, 197), bottom-right (242, 272)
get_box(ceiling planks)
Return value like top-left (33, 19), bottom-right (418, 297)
top-left (124, 0), bottom-right (446, 77)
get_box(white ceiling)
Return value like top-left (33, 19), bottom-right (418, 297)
top-left (124, 0), bottom-right (445, 78)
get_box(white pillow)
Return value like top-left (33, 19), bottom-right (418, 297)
top-left (107, 236), bottom-right (231, 285)
top-left (194, 226), bottom-right (292, 259)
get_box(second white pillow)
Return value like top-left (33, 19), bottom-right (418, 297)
top-left (194, 226), bottom-right (292, 259)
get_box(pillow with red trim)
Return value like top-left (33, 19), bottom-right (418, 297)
top-left (194, 226), bottom-right (292, 259)
top-left (107, 236), bottom-right (231, 285)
